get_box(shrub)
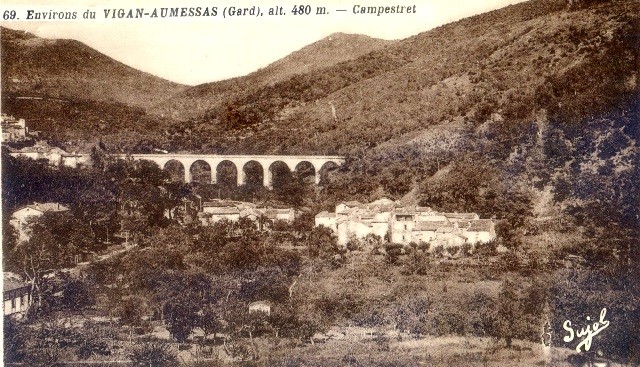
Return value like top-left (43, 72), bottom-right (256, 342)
top-left (448, 245), bottom-right (461, 257)
top-left (384, 243), bottom-right (404, 264)
top-left (129, 342), bottom-right (178, 367)
top-left (432, 245), bottom-right (445, 258)
top-left (346, 236), bottom-right (363, 252)
top-left (498, 251), bottom-right (521, 272)
top-left (418, 241), bottom-right (430, 252)
top-left (462, 242), bottom-right (473, 256)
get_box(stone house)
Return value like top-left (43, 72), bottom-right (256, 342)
top-left (315, 211), bottom-right (337, 231)
top-left (199, 204), bottom-right (240, 225)
top-left (315, 198), bottom-right (496, 247)
top-left (463, 219), bottom-right (497, 244)
top-left (10, 202), bottom-right (70, 243)
top-left (1, 115), bottom-right (28, 142)
top-left (261, 208), bottom-right (295, 223)
top-left (337, 218), bottom-right (372, 245)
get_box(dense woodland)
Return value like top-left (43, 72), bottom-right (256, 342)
top-left (2, 146), bottom-right (639, 365)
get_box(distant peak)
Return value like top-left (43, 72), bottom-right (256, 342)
top-left (1, 26), bottom-right (37, 41)
top-left (325, 32), bottom-right (369, 40)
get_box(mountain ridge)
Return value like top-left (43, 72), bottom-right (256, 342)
top-left (148, 32), bottom-right (394, 119)
top-left (0, 26), bottom-right (187, 109)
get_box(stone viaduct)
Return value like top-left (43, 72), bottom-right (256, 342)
top-left (114, 154), bottom-right (345, 188)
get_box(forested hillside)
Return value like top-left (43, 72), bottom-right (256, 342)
top-left (149, 32), bottom-right (394, 119)
top-left (0, 27), bottom-right (186, 109)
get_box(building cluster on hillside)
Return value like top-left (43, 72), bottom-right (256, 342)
top-left (2, 115), bottom-right (90, 167)
top-left (1, 114), bottom-right (36, 143)
top-left (8, 142), bottom-right (89, 168)
top-left (315, 198), bottom-right (496, 248)
top-left (198, 199), bottom-right (296, 229)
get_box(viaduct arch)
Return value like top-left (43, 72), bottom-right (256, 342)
top-left (114, 154), bottom-right (345, 188)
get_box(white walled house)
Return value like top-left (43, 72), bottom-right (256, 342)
top-left (262, 208), bottom-right (296, 223)
top-left (10, 202), bottom-right (70, 243)
top-left (248, 301), bottom-right (271, 316)
top-left (336, 201), bottom-right (362, 214)
top-left (3, 273), bottom-right (31, 318)
top-left (391, 210), bottom-right (415, 244)
top-left (337, 218), bottom-right (373, 246)
top-left (198, 200), bottom-right (297, 228)
top-left (463, 219), bottom-right (496, 244)
top-left (199, 205), bottom-right (241, 225)
top-left (315, 211), bottom-right (337, 231)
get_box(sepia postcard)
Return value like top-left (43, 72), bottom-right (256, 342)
top-left (1, 0), bottom-right (638, 365)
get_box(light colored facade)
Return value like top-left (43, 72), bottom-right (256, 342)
top-left (315, 198), bottom-right (496, 247)
top-left (198, 200), bottom-right (297, 227)
top-left (248, 301), bottom-right (271, 316)
top-left (261, 208), bottom-right (295, 223)
top-left (463, 219), bottom-right (496, 244)
top-left (315, 211), bottom-right (337, 231)
top-left (1, 115), bottom-right (28, 143)
top-left (199, 204), bottom-right (241, 225)
top-left (9, 143), bottom-right (91, 168)
top-left (10, 202), bottom-right (70, 243)
top-left (337, 219), bottom-right (372, 245)
top-left (3, 273), bottom-right (31, 318)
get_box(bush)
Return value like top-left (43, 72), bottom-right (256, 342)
top-left (432, 245), bottom-right (445, 258)
top-left (384, 243), bottom-right (404, 264)
top-left (418, 241), bottom-right (430, 252)
top-left (129, 342), bottom-right (178, 367)
top-left (346, 236), bottom-right (363, 252)
top-left (448, 245), bottom-right (461, 257)
top-left (498, 251), bottom-right (521, 272)
top-left (462, 243), bottom-right (473, 256)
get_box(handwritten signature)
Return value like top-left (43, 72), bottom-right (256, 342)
top-left (563, 307), bottom-right (610, 352)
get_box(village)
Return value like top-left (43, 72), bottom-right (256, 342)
top-left (0, 114), bottom-right (585, 367)
top-left (315, 198), bottom-right (495, 248)
top-left (1, 115), bottom-right (503, 326)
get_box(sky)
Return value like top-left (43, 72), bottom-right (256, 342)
top-left (2, 0), bottom-right (526, 86)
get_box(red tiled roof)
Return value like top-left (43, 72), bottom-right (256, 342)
top-left (467, 219), bottom-right (494, 232)
top-left (4, 274), bottom-right (29, 292)
top-left (441, 212), bottom-right (478, 220)
top-left (206, 207), bottom-right (240, 215)
top-left (23, 202), bottom-right (69, 213)
top-left (413, 221), bottom-right (450, 231)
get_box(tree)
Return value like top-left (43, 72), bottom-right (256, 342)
top-left (60, 278), bottom-right (95, 311)
top-left (493, 280), bottom-right (527, 348)
top-left (3, 317), bottom-right (25, 363)
top-left (116, 296), bottom-right (146, 327)
top-left (306, 226), bottom-right (340, 259)
top-left (384, 243), bottom-right (404, 264)
top-left (198, 302), bottom-right (223, 343)
top-left (163, 293), bottom-right (200, 343)
top-left (11, 212), bottom-right (94, 314)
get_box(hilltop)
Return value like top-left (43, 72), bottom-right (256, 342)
top-left (0, 27), bottom-right (187, 109)
top-left (149, 32), bottom-right (393, 119)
